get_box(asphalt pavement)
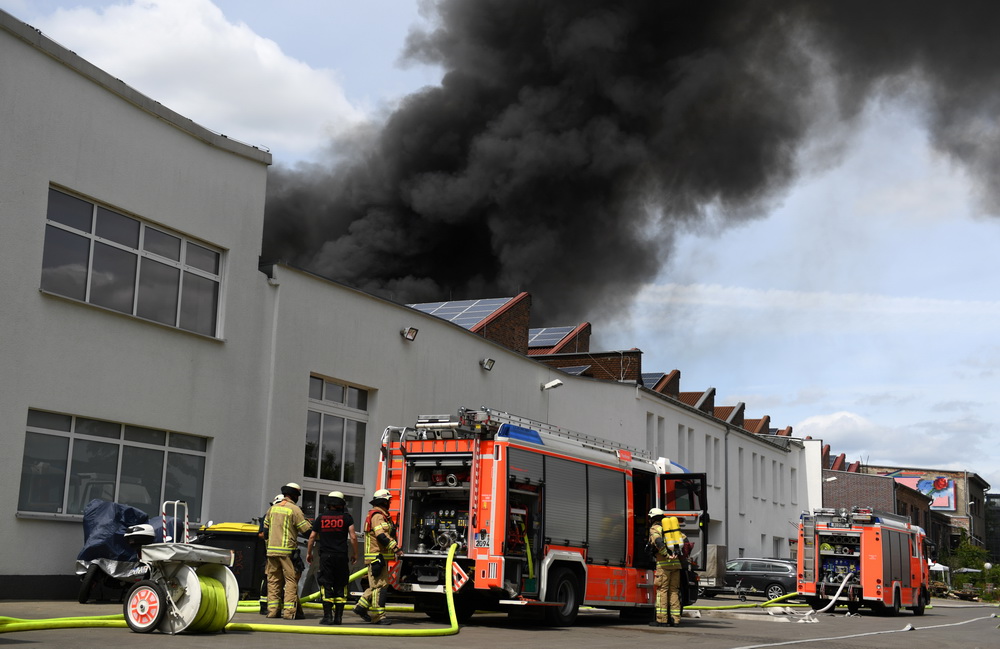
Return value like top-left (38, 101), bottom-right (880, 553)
top-left (1, 596), bottom-right (997, 649)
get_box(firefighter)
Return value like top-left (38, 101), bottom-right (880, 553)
top-left (648, 508), bottom-right (685, 627)
top-left (353, 488), bottom-right (401, 625)
top-left (258, 493), bottom-right (284, 615)
top-left (307, 491), bottom-right (358, 625)
top-left (263, 482), bottom-right (313, 619)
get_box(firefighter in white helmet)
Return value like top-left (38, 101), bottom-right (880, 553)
top-left (647, 507), bottom-right (684, 627)
top-left (263, 482), bottom-right (312, 619)
top-left (353, 489), bottom-right (400, 624)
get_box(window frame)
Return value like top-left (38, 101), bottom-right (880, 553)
top-left (17, 409), bottom-right (209, 523)
top-left (40, 187), bottom-right (225, 338)
top-left (303, 376), bottom-right (370, 491)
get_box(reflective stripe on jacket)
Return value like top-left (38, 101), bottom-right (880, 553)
top-left (364, 507), bottom-right (397, 563)
top-left (264, 502), bottom-right (312, 556)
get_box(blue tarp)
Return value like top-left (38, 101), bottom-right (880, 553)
top-left (77, 499), bottom-right (149, 562)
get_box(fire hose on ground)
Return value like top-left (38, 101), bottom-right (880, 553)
top-left (0, 543), bottom-right (460, 637)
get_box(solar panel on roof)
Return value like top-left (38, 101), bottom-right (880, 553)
top-left (528, 325), bottom-right (576, 347)
top-left (559, 365), bottom-right (590, 376)
top-left (641, 372), bottom-right (666, 388)
top-left (407, 297), bottom-right (514, 330)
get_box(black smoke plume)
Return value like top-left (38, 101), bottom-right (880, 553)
top-left (262, 0), bottom-right (1000, 323)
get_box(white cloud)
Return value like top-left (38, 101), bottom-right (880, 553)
top-left (628, 283), bottom-right (1000, 338)
top-left (31, 0), bottom-right (365, 163)
top-left (795, 411), bottom-right (997, 488)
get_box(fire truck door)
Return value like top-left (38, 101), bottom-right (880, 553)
top-left (632, 469), bottom-right (656, 569)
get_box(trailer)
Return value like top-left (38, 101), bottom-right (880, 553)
top-left (797, 506), bottom-right (930, 615)
top-left (376, 407), bottom-right (709, 625)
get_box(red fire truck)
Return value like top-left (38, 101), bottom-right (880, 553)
top-left (797, 507), bottom-right (930, 615)
top-left (375, 407), bottom-right (708, 625)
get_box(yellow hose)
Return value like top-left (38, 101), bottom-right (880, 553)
top-left (225, 544), bottom-right (460, 635)
top-left (689, 590), bottom-right (805, 610)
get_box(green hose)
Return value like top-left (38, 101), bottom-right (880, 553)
top-left (225, 544), bottom-right (460, 635)
top-left (2, 545), bottom-right (460, 637)
top-left (689, 590), bottom-right (805, 610)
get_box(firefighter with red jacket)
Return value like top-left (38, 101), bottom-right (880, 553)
top-left (307, 491), bottom-right (358, 625)
top-left (353, 489), bottom-right (400, 625)
top-left (648, 508), bottom-right (685, 627)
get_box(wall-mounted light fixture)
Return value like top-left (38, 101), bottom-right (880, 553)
top-left (400, 327), bottom-right (419, 341)
top-left (480, 358), bottom-right (495, 371)
top-left (541, 379), bottom-right (564, 391)
top-left (823, 477), bottom-right (838, 482)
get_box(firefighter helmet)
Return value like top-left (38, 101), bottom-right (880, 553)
top-left (281, 482), bottom-right (301, 496)
top-left (272, 494), bottom-right (284, 506)
top-left (373, 489), bottom-right (391, 500)
top-left (328, 490), bottom-right (345, 500)
top-left (648, 507), bottom-right (665, 518)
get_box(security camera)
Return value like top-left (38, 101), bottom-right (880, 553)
top-left (541, 379), bottom-right (564, 391)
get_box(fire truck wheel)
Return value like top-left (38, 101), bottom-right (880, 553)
top-left (544, 566), bottom-right (581, 626)
top-left (910, 589), bottom-right (927, 616)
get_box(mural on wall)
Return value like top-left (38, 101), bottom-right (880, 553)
top-left (879, 470), bottom-right (955, 510)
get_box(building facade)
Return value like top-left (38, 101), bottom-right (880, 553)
top-left (0, 8), bottom-right (818, 598)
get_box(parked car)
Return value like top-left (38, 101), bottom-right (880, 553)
top-left (724, 558), bottom-right (797, 600)
top-left (702, 558), bottom-right (797, 600)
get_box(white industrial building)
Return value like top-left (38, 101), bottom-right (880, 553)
top-left (0, 9), bottom-right (822, 598)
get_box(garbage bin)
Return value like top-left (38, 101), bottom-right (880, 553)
top-left (196, 522), bottom-right (265, 599)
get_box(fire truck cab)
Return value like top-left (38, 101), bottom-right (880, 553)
top-left (376, 407), bottom-right (709, 625)
top-left (797, 507), bottom-right (930, 616)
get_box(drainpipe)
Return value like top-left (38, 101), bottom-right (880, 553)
top-left (724, 426), bottom-right (731, 554)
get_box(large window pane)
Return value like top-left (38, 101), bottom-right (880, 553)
top-left (47, 188), bottom-right (92, 232)
top-left (41, 225), bottom-right (90, 300)
top-left (90, 242), bottom-right (137, 313)
top-left (186, 241), bottom-right (219, 273)
top-left (165, 452), bottom-right (205, 522)
top-left (304, 411), bottom-right (321, 478)
top-left (343, 420), bottom-right (366, 483)
top-left (19, 432), bottom-right (69, 513)
top-left (96, 207), bottom-right (139, 247)
top-left (137, 257), bottom-right (179, 325)
top-left (120, 446), bottom-right (163, 514)
top-left (144, 228), bottom-right (180, 261)
top-left (320, 416), bottom-right (344, 481)
top-left (179, 272), bottom-right (218, 336)
top-left (68, 439), bottom-right (120, 514)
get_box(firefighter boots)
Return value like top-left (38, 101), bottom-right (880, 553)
top-left (333, 604), bottom-right (344, 625)
top-left (353, 604), bottom-right (371, 622)
top-left (320, 602), bottom-right (333, 625)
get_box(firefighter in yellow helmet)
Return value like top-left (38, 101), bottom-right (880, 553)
top-left (263, 482), bottom-right (312, 619)
top-left (353, 489), bottom-right (401, 624)
top-left (648, 508), bottom-right (685, 627)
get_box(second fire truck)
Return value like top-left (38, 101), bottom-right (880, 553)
top-left (374, 407), bottom-right (709, 625)
top-left (797, 506), bottom-right (930, 615)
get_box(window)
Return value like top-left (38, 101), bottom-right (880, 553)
top-left (41, 188), bottom-right (223, 337)
top-left (305, 376), bottom-right (368, 486)
top-left (18, 409), bottom-right (208, 521)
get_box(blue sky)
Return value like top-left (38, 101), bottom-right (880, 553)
top-left (4, 0), bottom-right (998, 491)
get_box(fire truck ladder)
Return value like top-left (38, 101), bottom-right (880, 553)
top-left (469, 407), bottom-right (658, 465)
